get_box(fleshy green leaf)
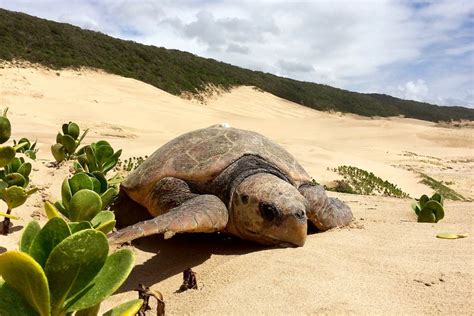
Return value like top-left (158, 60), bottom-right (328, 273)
top-left (85, 146), bottom-right (96, 168)
top-left (61, 134), bottom-right (78, 155)
top-left (44, 201), bottom-right (62, 220)
top-left (0, 115), bottom-right (11, 144)
top-left (103, 149), bottom-right (122, 174)
top-left (90, 176), bottom-right (102, 194)
top-left (95, 145), bottom-right (114, 165)
top-left (0, 251), bottom-right (50, 316)
top-left (45, 229), bottom-right (108, 315)
top-left (62, 123), bottom-right (69, 135)
top-left (102, 299), bottom-right (144, 316)
top-left (56, 132), bottom-right (63, 144)
top-left (19, 221), bottom-right (41, 253)
top-left (67, 122), bottom-right (80, 140)
top-left (29, 217), bottom-right (71, 267)
top-left (5, 172), bottom-right (27, 187)
top-left (54, 201), bottom-right (69, 218)
top-left (51, 143), bottom-right (66, 162)
top-left (73, 161), bottom-right (85, 173)
top-left (65, 249), bottom-right (135, 312)
top-left (431, 193), bottom-right (444, 206)
top-left (91, 171), bottom-right (108, 193)
top-left (91, 211), bottom-right (115, 228)
top-left (100, 187), bottom-right (118, 209)
top-left (91, 211), bottom-right (116, 234)
top-left (2, 186), bottom-right (29, 209)
top-left (0, 281), bottom-right (39, 316)
top-left (69, 173), bottom-right (94, 195)
top-left (0, 146), bottom-right (16, 167)
top-left (419, 194), bottom-right (429, 208)
top-left (95, 140), bottom-right (111, 148)
top-left (0, 180), bottom-right (8, 190)
top-left (423, 200), bottom-right (445, 222)
top-left (68, 221), bottom-right (93, 234)
top-left (411, 201), bottom-right (421, 215)
top-left (417, 207), bottom-right (436, 223)
top-left (95, 220), bottom-right (116, 234)
top-left (69, 189), bottom-right (103, 221)
top-left (17, 162), bottom-right (32, 178)
top-left (61, 178), bottom-right (73, 210)
top-left (9, 156), bottom-right (23, 171)
top-left (75, 303), bottom-right (101, 316)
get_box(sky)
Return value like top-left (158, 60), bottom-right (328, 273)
top-left (1, 0), bottom-right (473, 108)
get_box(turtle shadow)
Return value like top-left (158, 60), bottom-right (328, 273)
top-left (117, 232), bottom-right (262, 293)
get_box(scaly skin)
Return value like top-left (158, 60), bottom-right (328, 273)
top-left (109, 195), bottom-right (228, 244)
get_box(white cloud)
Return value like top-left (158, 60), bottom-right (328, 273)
top-left (397, 79), bottom-right (429, 102)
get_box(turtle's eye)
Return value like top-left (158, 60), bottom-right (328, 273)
top-left (259, 202), bottom-right (280, 221)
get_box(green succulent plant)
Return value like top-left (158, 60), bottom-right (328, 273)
top-left (411, 193), bottom-right (445, 223)
top-left (0, 108), bottom-right (29, 168)
top-left (0, 156), bottom-right (37, 235)
top-left (0, 108), bottom-right (11, 145)
top-left (14, 137), bottom-right (39, 160)
top-left (0, 109), bottom-right (37, 234)
top-left (1, 156), bottom-right (32, 187)
top-left (45, 172), bottom-right (118, 234)
top-left (75, 141), bottom-right (122, 175)
top-left (51, 122), bottom-right (88, 163)
top-left (0, 181), bottom-right (38, 235)
top-left (0, 217), bottom-right (142, 316)
top-left (0, 141), bottom-right (29, 168)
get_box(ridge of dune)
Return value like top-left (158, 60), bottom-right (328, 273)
top-left (0, 64), bottom-right (472, 314)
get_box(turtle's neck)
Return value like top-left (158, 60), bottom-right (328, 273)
top-left (192, 154), bottom-right (291, 208)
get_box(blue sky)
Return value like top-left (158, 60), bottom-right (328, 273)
top-left (1, 0), bottom-right (473, 108)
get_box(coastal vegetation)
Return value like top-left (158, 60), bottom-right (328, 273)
top-left (412, 193), bottom-right (445, 223)
top-left (51, 121), bottom-right (88, 163)
top-left (13, 137), bottom-right (38, 160)
top-left (116, 156), bottom-right (147, 173)
top-left (418, 173), bottom-right (465, 201)
top-left (0, 217), bottom-right (142, 315)
top-left (1, 9), bottom-right (473, 122)
top-left (0, 108), bottom-right (38, 235)
top-left (328, 165), bottom-right (410, 198)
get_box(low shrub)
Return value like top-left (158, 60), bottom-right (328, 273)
top-left (412, 193), bottom-right (445, 223)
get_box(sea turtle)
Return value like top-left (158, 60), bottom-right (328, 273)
top-left (109, 124), bottom-right (353, 247)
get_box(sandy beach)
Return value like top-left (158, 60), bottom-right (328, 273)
top-left (0, 63), bottom-right (472, 314)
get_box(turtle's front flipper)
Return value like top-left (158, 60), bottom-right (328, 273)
top-left (109, 195), bottom-right (229, 244)
top-left (299, 184), bottom-right (353, 231)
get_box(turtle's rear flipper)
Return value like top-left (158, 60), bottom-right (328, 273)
top-left (299, 184), bottom-right (353, 231)
top-left (108, 195), bottom-right (229, 244)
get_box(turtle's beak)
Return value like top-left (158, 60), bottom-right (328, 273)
top-left (284, 213), bottom-right (308, 247)
top-left (268, 211), bottom-right (307, 247)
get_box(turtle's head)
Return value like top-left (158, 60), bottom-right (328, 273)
top-left (229, 173), bottom-right (307, 247)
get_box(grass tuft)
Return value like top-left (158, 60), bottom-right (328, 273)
top-left (418, 173), bottom-right (465, 201)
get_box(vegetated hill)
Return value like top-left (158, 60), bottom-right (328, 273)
top-left (1, 8), bottom-right (473, 122)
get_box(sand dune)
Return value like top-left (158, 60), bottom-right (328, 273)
top-left (0, 64), bottom-right (472, 314)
